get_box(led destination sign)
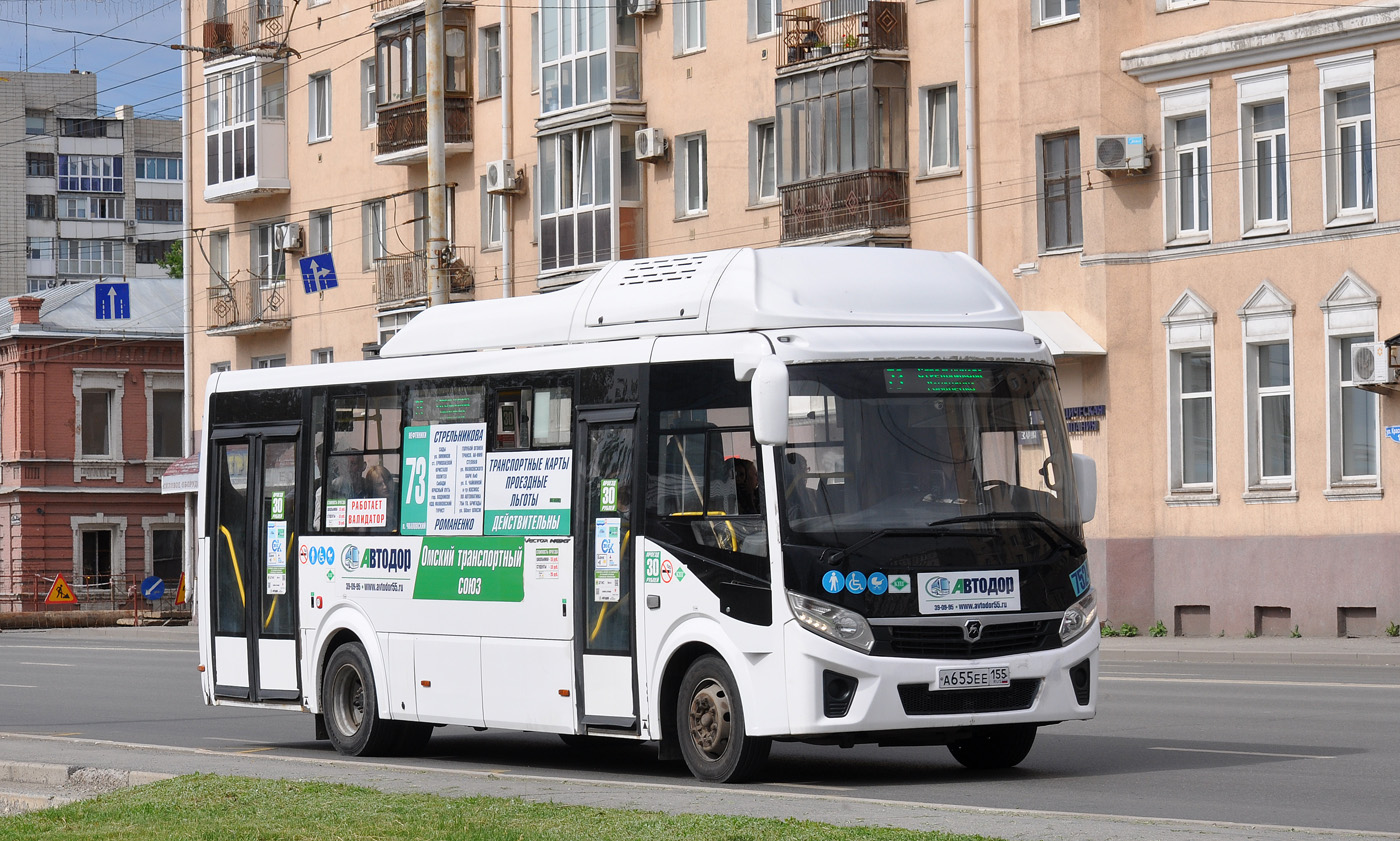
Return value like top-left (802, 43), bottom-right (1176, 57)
top-left (884, 367), bottom-right (992, 394)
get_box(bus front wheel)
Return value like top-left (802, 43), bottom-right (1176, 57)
top-left (947, 724), bottom-right (1037, 770)
top-left (323, 642), bottom-right (397, 757)
top-left (675, 655), bottom-right (770, 783)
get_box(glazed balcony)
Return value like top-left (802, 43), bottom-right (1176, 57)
top-left (778, 0), bottom-right (907, 71)
top-left (375, 248), bottom-right (475, 309)
top-left (779, 169), bottom-right (908, 242)
top-left (207, 277), bottom-right (290, 335)
top-left (202, 1), bottom-right (291, 59)
top-left (374, 95), bottom-right (474, 165)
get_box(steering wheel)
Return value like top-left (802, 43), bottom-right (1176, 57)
top-left (981, 479), bottom-right (1014, 494)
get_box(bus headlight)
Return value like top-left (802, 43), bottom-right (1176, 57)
top-left (1059, 589), bottom-right (1097, 644)
top-left (787, 590), bottom-right (874, 653)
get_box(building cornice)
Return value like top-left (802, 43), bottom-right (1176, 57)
top-left (1122, 2), bottom-right (1400, 83)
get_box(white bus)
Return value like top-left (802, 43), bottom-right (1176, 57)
top-left (196, 246), bottom-right (1099, 782)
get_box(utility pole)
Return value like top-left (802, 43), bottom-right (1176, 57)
top-left (426, 0), bottom-right (449, 306)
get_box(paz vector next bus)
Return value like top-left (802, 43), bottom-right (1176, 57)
top-left (196, 246), bottom-right (1099, 783)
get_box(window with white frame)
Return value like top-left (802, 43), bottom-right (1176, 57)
top-left (1320, 272), bottom-right (1380, 493)
top-left (1034, 0), bottom-right (1078, 26)
top-left (539, 123), bottom-right (643, 272)
top-left (480, 25), bottom-right (502, 99)
top-left (1237, 68), bottom-right (1289, 235)
top-left (312, 348), bottom-right (334, 364)
top-left (254, 355), bottom-right (287, 369)
top-left (749, 119), bottom-right (777, 205)
top-left (73, 369), bottom-right (125, 463)
top-left (145, 372), bottom-right (183, 461)
top-left (135, 156), bottom-right (182, 180)
top-left (309, 71), bottom-right (332, 142)
top-left (1038, 131), bottom-right (1081, 251)
top-left (676, 0), bottom-right (706, 54)
top-left (1160, 81), bottom-right (1210, 243)
top-left (360, 58), bottom-right (377, 129)
top-left (56, 240), bottom-right (124, 275)
top-left (310, 209), bottom-right (332, 254)
top-left (1239, 281), bottom-right (1296, 496)
top-left (208, 230), bottom-right (229, 291)
top-left (205, 66), bottom-right (257, 187)
top-left (678, 132), bottom-right (708, 217)
top-left (1163, 290), bottom-right (1217, 497)
top-left (921, 83), bottom-right (959, 174)
top-left (57, 155), bottom-right (122, 192)
top-left (379, 309), bottom-right (421, 346)
top-left (1157, 0), bottom-right (1207, 9)
top-left (1318, 53), bottom-right (1375, 225)
top-left (752, 0), bottom-right (779, 39)
top-left (362, 199), bottom-right (386, 270)
top-left (482, 177), bottom-right (504, 250)
top-left (145, 519), bottom-right (183, 585)
top-left (412, 187), bottom-right (456, 252)
top-left (540, 0), bottom-right (639, 115)
top-left (252, 222), bottom-right (285, 286)
top-left (211, 361), bottom-right (232, 374)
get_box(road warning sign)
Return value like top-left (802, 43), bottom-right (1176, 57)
top-left (175, 572), bottom-right (187, 605)
top-left (45, 574), bottom-right (76, 604)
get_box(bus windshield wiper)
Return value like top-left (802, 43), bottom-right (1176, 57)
top-left (925, 512), bottom-right (1085, 555)
top-left (822, 528), bottom-right (939, 566)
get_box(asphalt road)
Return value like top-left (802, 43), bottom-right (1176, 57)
top-left (1, 626), bottom-right (1398, 840)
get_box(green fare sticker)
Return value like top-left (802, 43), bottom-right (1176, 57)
top-left (644, 551), bottom-right (661, 583)
top-left (600, 479), bottom-right (618, 511)
top-left (412, 536), bottom-right (525, 602)
top-left (271, 491), bottom-right (285, 521)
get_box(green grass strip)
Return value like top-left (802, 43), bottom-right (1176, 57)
top-left (0, 774), bottom-right (1006, 841)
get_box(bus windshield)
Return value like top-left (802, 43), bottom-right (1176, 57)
top-left (780, 361), bottom-right (1081, 556)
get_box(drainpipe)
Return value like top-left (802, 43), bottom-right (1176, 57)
top-left (963, 0), bottom-right (979, 262)
top-left (427, 0), bottom-right (449, 306)
top-left (500, 0), bottom-right (514, 299)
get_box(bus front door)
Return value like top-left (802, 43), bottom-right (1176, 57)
top-left (576, 408), bottom-right (639, 731)
top-left (209, 428), bottom-right (301, 702)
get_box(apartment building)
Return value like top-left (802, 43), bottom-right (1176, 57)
top-left (183, 0), bottom-right (1400, 636)
top-left (3, 71), bottom-right (184, 300)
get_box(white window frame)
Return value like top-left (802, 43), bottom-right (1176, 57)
top-left (73, 369), bottom-right (126, 479)
top-left (1236, 67), bottom-right (1289, 237)
top-left (1160, 81), bottom-right (1211, 246)
top-left (1318, 52), bottom-right (1376, 227)
top-left (749, 119), bottom-right (777, 206)
top-left (310, 209), bottom-right (332, 255)
top-left (919, 83), bottom-right (959, 175)
top-left (1321, 271), bottom-right (1381, 497)
top-left (751, 0), bottom-right (779, 39)
top-left (677, 132), bottom-right (708, 217)
top-left (1156, 0), bottom-right (1207, 10)
top-left (142, 515), bottom-right (184, 579)
top-left (312, 348), bottom-right (334, 364)
top-left (675, 0), bottom-right (707, 55)
top-left (252, 221), bottom-right (286, 287)
top-left (479, 25), bottom-right (502, 99)
top-left (254, 355), bottom-right (287, 369)
top-left (481, 177), bottom-right (504, 250)
top-left (70, 516), bottom-right (126, 586)
top-left (1163, 290), bottom-right (1218, 503)
top-left (360, 58), bottom-right (377, 129)
top-left (209, 230), bottom-right (230, 290)
top-left (309, 71), bottom-right (332, 143)
top-left (1239, 281), bottom-right (1296, 501)
top-left (144, 371), bottom-right (184, 473)
top-left (362, 200), bottom-right (387, 270)
top-left (1033, 0), bottom-right (1079, 27)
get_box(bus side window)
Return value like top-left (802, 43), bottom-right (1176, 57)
top-left (320, 385), bottom-right (404, 532)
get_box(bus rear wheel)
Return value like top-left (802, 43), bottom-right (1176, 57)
top-left (676, 655), bottom-right (770, 783)
top-left (947, 724), bottom-right (1037, 770)
top-left (323, 642), bottom-right (398, 757)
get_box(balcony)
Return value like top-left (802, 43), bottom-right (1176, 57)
top-left (207, 277), bottom-right (290, 335)
top-left (780, 169), bottom-right (908, 243)
top-left (778, 0), bottom-right (907, 71)
top-left (375, 247), bottom-right (475, 310)
top-left (375, 95), bottom-right (474, 165)
top-left (202, 2), bottom-right (291, 59)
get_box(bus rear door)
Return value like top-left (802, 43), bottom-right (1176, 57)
top-left (208, 427), bottom-right (301, 702)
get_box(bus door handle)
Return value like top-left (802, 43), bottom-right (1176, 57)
top-left (646, 594), bottom-right (661, 610)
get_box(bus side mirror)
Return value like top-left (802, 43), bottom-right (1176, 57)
top-left (750, 356), bottom-right (789, 446)
top-left (1072, 453), bottom-right (1097, 523)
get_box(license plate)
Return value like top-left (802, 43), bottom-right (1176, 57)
top-left (934, 666), bottom-right (1010, 690)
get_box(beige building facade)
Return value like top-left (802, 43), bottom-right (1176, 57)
top-left (183, 0), bottom-right (1400, 636)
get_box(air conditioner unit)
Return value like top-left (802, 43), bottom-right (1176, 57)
top-left (276, 222), bottom-right (303, 251)
top-left (485, 159), bottom-right (520, 194)
top-left (123, 219), bottom-right (137, 230)
top-left (1352, 341), bottom-right (1397, 385)
top-left (1095, 134), bottom-right (1149, 172)
top-left (623, 0), bottom-right (659, 16)
top-left (635, 127), bottom-right (667, 162)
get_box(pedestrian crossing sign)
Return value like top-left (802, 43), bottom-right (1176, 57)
top-left (45, 574), bottom-right (76, 604)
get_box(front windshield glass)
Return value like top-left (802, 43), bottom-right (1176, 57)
top-left (780, 361), bottom-right (1080, 547)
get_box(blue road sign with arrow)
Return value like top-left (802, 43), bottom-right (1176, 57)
top-left (299, 254), bottom-right (338, 293)
top-left (95, 282), bottom-right (130, 320)
top-left (140, 574), bottom-right (165, 602)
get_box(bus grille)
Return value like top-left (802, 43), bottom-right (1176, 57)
top-left (897, 679), bottom-right (1041, 716)
top-left (873, 619), bottom-right (1060, 659)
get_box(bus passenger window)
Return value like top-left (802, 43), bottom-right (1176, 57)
top-left (319, 384), bottom-right (403, 532)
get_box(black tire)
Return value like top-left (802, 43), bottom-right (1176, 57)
top-left (947, 724), bottom-right (1037, 770)
top-left (675, 655), bottom-right (770, 783)
top-left (322, 642), bottom-right (397, 757)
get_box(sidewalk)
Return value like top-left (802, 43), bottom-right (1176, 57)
top-left (1099, 633), bottom-right (1400, 666)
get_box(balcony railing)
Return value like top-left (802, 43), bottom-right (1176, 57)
top-left (376, 247), bottom-right (475, 309)
top-left (375, 94), bottom-right (474, 160)
top-left (778, 0), bottom-right (907, 70)
top-left (202, 1), bottom-right (290, 57)
top-left (207, 276), bottom-right (290, 334)
top-left (780, 169), bottom-right (909, 242)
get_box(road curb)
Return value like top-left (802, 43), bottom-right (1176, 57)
top-left (1100, 645), bottom-right (1400, 667)
top-left (0, 760), bottom-right (174, 815)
